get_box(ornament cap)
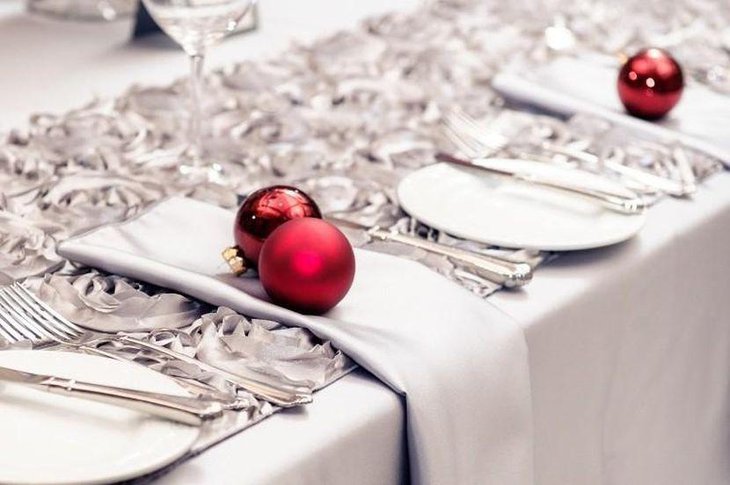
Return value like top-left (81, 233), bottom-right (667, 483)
top-left (222, 246), bottom-right (248, 276)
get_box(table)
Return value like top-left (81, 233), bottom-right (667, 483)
top-left (1, 2), bottom-right (728, 484)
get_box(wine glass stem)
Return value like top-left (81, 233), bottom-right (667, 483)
top-left (188, 53), bottom-right (205, 164)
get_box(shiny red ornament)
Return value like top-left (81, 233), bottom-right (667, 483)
top-left (617, 48), bottom-right (684, 120)
top-left (234, 185), bottom-right (321, 266)
top-left (258, 218), bottom-right (356, 314)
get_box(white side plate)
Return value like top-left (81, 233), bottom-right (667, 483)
top-left (397, 160), bottom-right (647, 251)
top-left (0, 350), bottom-right (199, 485)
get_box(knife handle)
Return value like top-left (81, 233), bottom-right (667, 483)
top-left (42, 377), bottom-right (224, 426)
top-left (367, 228), bottom-right (533, 288)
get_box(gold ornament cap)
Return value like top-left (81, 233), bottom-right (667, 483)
top-left (222, 246), bottom-right (248, 276)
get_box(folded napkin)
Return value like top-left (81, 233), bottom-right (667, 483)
top-left (493, 55), bottom-right (730, 165)
top-left (58, 197), bottom-right (533, 485)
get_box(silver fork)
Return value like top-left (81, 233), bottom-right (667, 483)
top-left (0, 285), bottom-right (237, 404)
top-left (0, 283), bottom-right (312, 408)
top-left (444, 107), bottom-right (694, 197)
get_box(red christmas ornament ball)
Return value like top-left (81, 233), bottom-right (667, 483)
top-left (258, 218), bottom-right (356, 314)
top-left (234, 185), bottom-right (321, 266)
top-left (617, 48), bottom-right (684, 120)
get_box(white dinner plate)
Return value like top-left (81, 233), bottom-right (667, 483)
top-left (0, 350), bottom-right (199, 485)
top-left (397, 160), bottom-right (647, 250)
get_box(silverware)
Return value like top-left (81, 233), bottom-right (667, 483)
top-left (0, 283), bottom-right (313, 408)
top-left (329, 217), bottom-right (533, 288)
top-left (671, 147), bottom-right (698, 195)
top-left (443, 107), bottom-right (693, 197)
top-left (435, 152), bottom-right (648, 215)
top-left (547, 142), bottom-right (694, 197)
top-left (0, 364), bottom-right (223, 426)
top-left (111, 333), bottom-right (313, 406)
top-left (0, 286), bottom-right (239, 407)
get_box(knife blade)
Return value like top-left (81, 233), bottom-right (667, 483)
top-left (328, 217), bottom-right (533, 288)
top-left (0, 366), bottom-right (50, 385)
top-left (0, 364), bottom-right (224, 426)
top-left (435, 152), bottom-right (649, 215)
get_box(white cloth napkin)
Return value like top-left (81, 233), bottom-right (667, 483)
top-left (492, 55), bottom-right (730, 165)
top-left (58, 196), bottom-right (534, 485)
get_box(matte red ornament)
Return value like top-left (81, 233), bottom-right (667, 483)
top-left (617, 48), bottom-right (684, 120)
top-left (234, 185), bottom-right (322, 266)
top-left (258, 218), bottom-right (356, 314)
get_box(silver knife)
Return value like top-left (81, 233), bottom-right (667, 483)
top-left (0, 365), bottom-right (224, 426)
top-left (436, 152), bottom-right (649, 215)
top-left (538, 142), bottom-right (695, 197)
top-left (329, 217), bottom-right (533, 288)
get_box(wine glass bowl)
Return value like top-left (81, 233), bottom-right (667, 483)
top-left (141, 0), bottom-right (257, 181)
top-left (143, 0), bottom-right (254, 56)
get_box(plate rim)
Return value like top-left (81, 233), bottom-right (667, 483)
top-left (0, 349), bottom-right (200, 485)
top-left (396, 160), bottom-right (647, 251)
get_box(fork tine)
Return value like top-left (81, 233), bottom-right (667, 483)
top-left (450, 106), bottom-right (480, 131)
top-left (0, 318), bottom-right (17, 342)
top-left (0, 288), bottom-right (61, 341)
top-left (2, 287), bottom-right (77, 341)
top-left (0, 302), bottom-right (37, 342)
top-left (445, 109), bottom-right (481, 141)
top-left (0, 310), bottom-right (25, 343)
top-left (442, 118), bottom-right (481, 158)
top-left (11, 283), bottom-right (84, 334)
top-left (0, 292), bottom-right (44, 342)
top-left (0, 289), bottom-right (44, 342)
top-left (449, 110), bottom-right (484, 147)
top-left (446, 108), bottom-right (508, 155)
top-left (3, 288), bottom-right (75, 340)
top-left (444, 111), bottom-right (486, 154)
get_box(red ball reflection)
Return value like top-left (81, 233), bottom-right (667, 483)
top-left (234, 185), bottom-right (322, 266)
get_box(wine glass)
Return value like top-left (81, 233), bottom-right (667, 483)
top-left (141, 0), bottom-right (257, 181)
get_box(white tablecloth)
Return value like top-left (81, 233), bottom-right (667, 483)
top-left (1, 2), bottom-right (728, 484)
